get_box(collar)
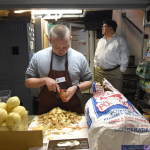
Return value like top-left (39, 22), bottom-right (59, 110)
top-left (103, 33), bottom-right (116, 40)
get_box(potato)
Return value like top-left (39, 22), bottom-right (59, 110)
top-left (59, 89), bottom-right (67, 99)
top-left (0, 102), bottom-right (7, 110)
top-left (0, 122), bottom-right (9, 131)
top-left (7, 96), bottom-right (20, 109)
top-left (7, 106), bottom-right (13, 113)
top-left (6, 112), bottom-right (21, 127)
top-left (0, 108), bottom-right (7, 124)
top-left (12, 106), bottom-right (27, 118)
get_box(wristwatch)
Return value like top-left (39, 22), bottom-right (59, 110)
top-left (76, 85), bottom-right (80, 92)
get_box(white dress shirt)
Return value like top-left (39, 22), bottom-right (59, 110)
top-left (94, 33), bottom-right (130, 72)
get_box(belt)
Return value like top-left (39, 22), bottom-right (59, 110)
top-left (102, 65), bottom-right (120, 71)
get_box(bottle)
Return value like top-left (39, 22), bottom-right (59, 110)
top-left (136, 61), bottom-right (143, 74)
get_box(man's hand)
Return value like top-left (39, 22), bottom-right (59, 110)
top-left (61, 86), bottom-right (77, 102)
top-left (44, 77), bottom-right (60, 92)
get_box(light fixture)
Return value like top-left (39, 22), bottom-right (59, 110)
top-left (14, 10), bottom-right (30, 13)
top-left (32, 10), bottom-right (82, 15)
top-left (43, 13), bottom-right (63, 21)
top-left (14, 9), bottom-right (83, 21)
top-left (14, 9), bottom-right (82, 14)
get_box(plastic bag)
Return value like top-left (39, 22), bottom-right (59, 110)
top-left (85, 79), bottom-right (150, 150)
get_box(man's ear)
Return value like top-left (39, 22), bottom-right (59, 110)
top-left (70, 36), bottom-right (72, 41)
top-left (110, 27), bottom-right (114, 32)
top-left (48, 37), bottom-right (52, 44)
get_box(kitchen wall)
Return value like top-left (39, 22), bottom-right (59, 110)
top-left (113, 9), bottom-right (150, 65)
top-left (95, 9), bottom-right (150, 65)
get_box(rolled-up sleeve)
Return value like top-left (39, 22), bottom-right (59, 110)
top-left (25, 55), bottom-right (39, 80)
top-left (80, 56), bottom-right (92, 82)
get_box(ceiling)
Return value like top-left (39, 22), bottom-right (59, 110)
top-left (0, 0), bottom-right (149, 10)
top-left (0, 0), bottom-right (149, 24)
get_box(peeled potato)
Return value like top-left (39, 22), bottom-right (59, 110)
top-left (0, 102), bottom-right (7, 110)
top-left (59, 89), bottom-right (67, 99)
top-left (0, 122), bottom-right (6, 126)
top-left (7, 96), bottom-right (20, 109)
top-left (32, 125), bottom-right (46, 135)
top-left (0, 122), bottom-right (9, 131)
top-left (0, 108), bottom-right (8, 124)
top-left (12, 106), bottom-right (27, 118)
top-left (6, 112), bottom-right (21, 127)
top-left (7, 106), bottom-right (13, 113)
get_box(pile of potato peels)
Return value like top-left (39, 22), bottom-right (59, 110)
top-left (32, 107), bottom-right (83, 138)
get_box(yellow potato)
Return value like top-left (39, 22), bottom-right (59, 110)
top-left (0, 102), bottom-right (7, 110)
top-left (7, 96), bottom-right (20, 109)
top-left (0, 122), bottom-right (9, 131)
top-left (12, 106), bottom-right (27, 118)
top-left (6, 112), bottom-right (21, 127)
top-left (7, 106), bottom-right (13, 113)
top-left (0, 108), bottom-right (7, 124)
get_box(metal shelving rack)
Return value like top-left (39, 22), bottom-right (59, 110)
top-left (137, 5), bottom-right (150, 115)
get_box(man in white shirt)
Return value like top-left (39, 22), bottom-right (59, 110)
top-left (94, 19), bottom-right (130, 92)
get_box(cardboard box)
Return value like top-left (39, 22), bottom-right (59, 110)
top-left (0, 130), bottom-right (43, 150)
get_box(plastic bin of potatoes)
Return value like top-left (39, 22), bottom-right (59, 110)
top-left (0, 96), bottom-right (28, 131)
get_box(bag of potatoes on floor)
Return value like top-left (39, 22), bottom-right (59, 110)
top-left (0, 96), bottom-right (28, 131)
top-left (85, 78), bottom-right (150, 150)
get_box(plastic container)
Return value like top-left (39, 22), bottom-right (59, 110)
top-left (0, 90), bottom-right (11, 102)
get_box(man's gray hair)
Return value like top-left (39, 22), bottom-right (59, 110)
top-left (50, 24), bottom-right (71, 40)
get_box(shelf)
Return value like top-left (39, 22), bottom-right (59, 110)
top-left (137, 100), bottom-right (150, 114)
top-left (139, 85), bottom-right (147, 92)
top-left (136, 72), bottom-right (150, 79)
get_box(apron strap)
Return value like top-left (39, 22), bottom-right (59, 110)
top-left (65, 53), bottom-right (68, 71)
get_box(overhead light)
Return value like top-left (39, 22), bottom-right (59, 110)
top-left (14, 9), bottom-right (82, 21)
top-left (14, 10), bottom-right (30, 13)
top-left (43, 13), bottom-right (63, 21)
top-left (62, 14), bottom-right (83, 18)
top-left (32, 10), bottom-right (82, 15)
top-left (14, 9), bottom-right (82, 14)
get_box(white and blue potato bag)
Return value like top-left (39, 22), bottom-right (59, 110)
top-left (85, 79), bottom-right (150, 150)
